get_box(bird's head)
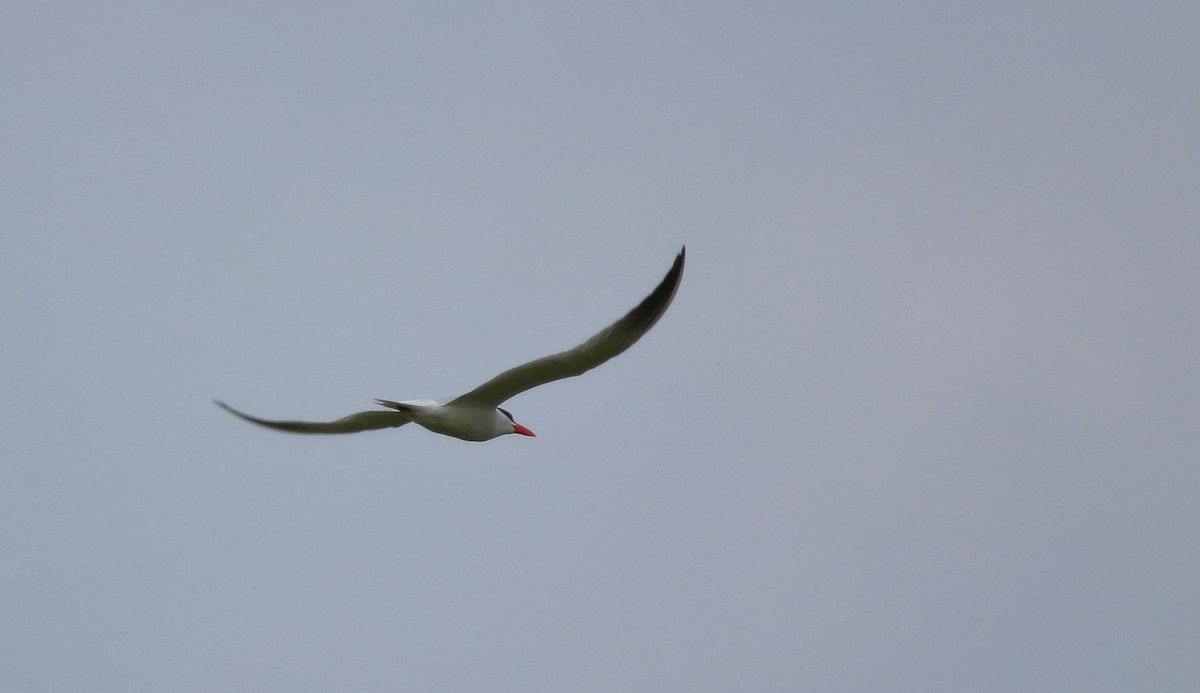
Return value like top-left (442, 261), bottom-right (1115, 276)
top-left (497, 407), bottom-right (536, 437)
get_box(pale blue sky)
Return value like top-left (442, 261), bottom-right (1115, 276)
top-left (3, 1), bottom-right (1198, 690)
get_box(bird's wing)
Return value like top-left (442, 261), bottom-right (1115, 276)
top-left (448, 247), bottom-right (685, 408)
top-left (214, 399), bottom-right (412, 434)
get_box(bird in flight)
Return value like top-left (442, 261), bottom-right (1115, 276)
top-left (215, 247), bottom-right (685, 442)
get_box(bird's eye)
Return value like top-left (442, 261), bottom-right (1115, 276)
top-left (497, 407), bottom-right (515, 422)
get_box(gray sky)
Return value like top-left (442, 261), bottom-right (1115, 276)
top-left (3, 1), bottom-right (1198, 690)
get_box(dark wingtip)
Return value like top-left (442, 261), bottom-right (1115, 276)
top-left (621, 246), bottom-right (686, 335)
top-left (213, 398), bottom-right (250, 419)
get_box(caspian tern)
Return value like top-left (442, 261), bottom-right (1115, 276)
top-left (215, 247), bottom-right (684, 442)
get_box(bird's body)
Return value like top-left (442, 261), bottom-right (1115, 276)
top-left (216, 247), bottom-right (685, 442)
top-left (374, 399), bottom-right (529, 442)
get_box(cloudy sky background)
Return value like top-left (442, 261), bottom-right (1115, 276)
top-left (3, 1), bottom-right (1198, 690)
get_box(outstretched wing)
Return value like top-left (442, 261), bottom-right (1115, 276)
top-left (214, 399), bottom-right (412, 434)
top-left (448, 247), bottom-right (685, 408)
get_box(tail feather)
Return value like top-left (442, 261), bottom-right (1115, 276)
top-left (374, 399), bottom-right (415, 413)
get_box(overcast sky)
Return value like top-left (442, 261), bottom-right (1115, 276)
top-left (3, 1), bottom-right (1198, 691)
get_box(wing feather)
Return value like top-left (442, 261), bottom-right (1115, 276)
top-left (214, 399), bottom-right (412, 434)
top-left (448, 247), bottom-right (685, 408)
